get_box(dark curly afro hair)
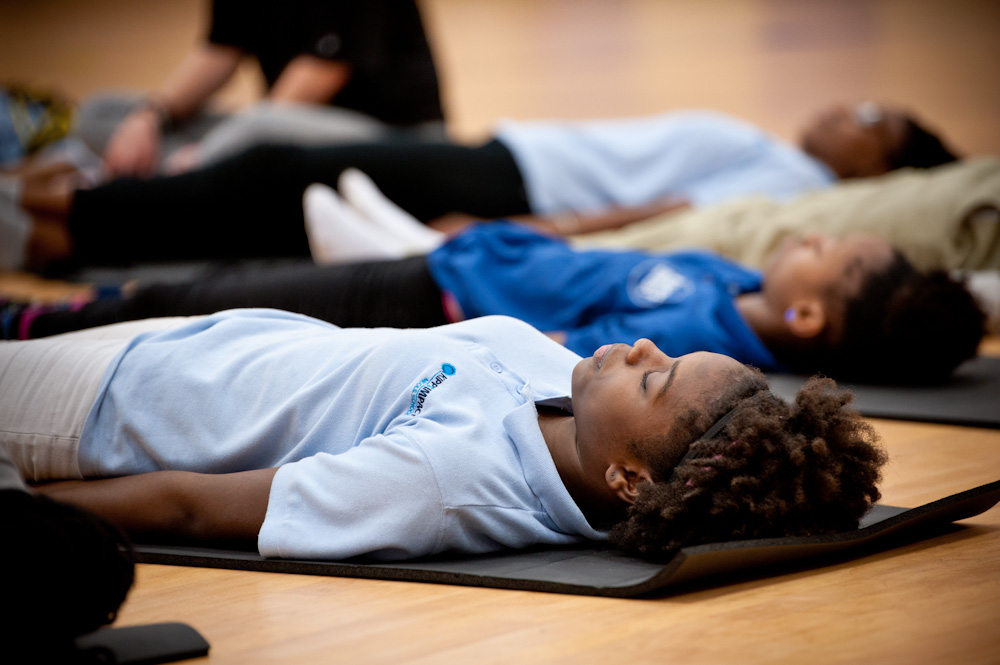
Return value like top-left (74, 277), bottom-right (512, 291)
top-left (782, 251), bottom-right (986, 385)
top-left (609, 373), bottom-right (887, 559)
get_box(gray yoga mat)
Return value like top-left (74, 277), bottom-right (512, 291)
top-left (131, 480), bottom-right (1000, 598)
top-left (767, 356), bottom-right (1000, 429)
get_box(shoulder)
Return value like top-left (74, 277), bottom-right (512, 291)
top-left (444, 316), bottom-right (574, 362)
top-left (439, 314), bottom-right (549, 340)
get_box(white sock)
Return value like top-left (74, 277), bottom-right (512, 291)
top-left (337, 168), bottom-right (444, 255)
top-left (303, 183), bottom-right (410, 265)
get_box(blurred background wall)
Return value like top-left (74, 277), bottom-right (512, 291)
top-left (0, 0), bottom-right (997, 153)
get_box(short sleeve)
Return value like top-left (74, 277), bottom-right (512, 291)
top-left (258, 432), bottom-right (444, 561)
top-left (206, 0), bottom-right (252, 50)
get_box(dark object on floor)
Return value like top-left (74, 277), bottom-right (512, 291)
top-left (74, 622), bottom-right (209, 665)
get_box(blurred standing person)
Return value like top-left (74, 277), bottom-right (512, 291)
top-left (72, 0), bottom-right (446, 178)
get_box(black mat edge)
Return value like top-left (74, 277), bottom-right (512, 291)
top-left (131, 480), bottom-right (1000, 598)
top-left (766, 357), bottom-right (1000, 429)
top-left (640, 479), bottom-right (1000, 595)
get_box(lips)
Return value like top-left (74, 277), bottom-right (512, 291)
top-left (594, 344), bottom-right (613, 368)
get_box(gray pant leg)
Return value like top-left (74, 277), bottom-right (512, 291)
top-left (194, 102), bottom-right (394, 166)
top-left (71, 91), bottom-right (227, 168)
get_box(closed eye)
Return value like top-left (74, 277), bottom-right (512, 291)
top-left (658, 360), bottom-right (682, 399)
top-left (641, 371), bottom-right (651, 390)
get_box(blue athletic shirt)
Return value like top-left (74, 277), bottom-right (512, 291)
top-left (426, 223), bottom-right (778, 370)
top-left (78, 310), bottom-right (603, 560)
top-left (494, 110), bottom-right (836, 214)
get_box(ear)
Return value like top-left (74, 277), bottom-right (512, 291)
top-left (783, 298), bottom-right (827, 339)
top-left (605, 463), bottom-right (654, 505)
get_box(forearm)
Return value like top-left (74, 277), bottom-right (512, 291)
top-left (101, 44), bottom-right (243, 177)
top-left (530, 198), bottom-right (692, 236)
top-left (155, 43), bottom-right (244, 121)
top-left (34, 468), bottom-right (276, 542)
top-left (36, 474), bottom-right (195, 537)
top-left (269, 55), bottom-right (352, 104)
top-left (427, 199), bottom-right (692, 237)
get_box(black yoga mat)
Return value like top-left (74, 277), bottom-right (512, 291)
top-left (767, 356), bottom-right (1000, 429)
top-left (131, 480), bottom-right (1000, 598)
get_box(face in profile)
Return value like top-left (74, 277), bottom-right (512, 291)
top-left (763, 232), bottom-right (895, 302)
top-left (570, 338), bottom-right (748, 483)
top-left (800, 102), bottom-right (909, 178)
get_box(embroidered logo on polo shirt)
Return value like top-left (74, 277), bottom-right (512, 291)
top-left (626, 260), bottom-right (693, 307)
top-left (407, 363), bottom-right (457, 415)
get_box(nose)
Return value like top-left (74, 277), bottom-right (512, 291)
top-left (627, 338), bottom-right (667, 365)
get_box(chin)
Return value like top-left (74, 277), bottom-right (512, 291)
top-left (570, 357), bottom-right (588, 396)
top-left (763, 236), bottom-right (795, 274)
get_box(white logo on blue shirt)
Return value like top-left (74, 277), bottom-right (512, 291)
top-left (626, 260), bottom-right (693, 307)
top-left (407, 363), bottom-right (456, 415)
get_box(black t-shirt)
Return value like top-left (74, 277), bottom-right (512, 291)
top-left (208, 0), bottom-right (445, 125)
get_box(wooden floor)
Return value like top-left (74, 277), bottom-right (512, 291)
top-left (2, 1), bottom-right (999, 663)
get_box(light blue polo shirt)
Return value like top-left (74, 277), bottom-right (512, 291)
top-left (494, 110), bottom-right (835, 214)
top-left (78, 310), bottom-right (603, 560)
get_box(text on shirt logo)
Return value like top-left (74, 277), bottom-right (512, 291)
top-left (407, 363), bottom-right (457, 415)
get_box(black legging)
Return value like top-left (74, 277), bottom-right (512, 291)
top-left (31, 256), bottom-right (448, 338)
top-left (68, 139), bottom-right (528, 265)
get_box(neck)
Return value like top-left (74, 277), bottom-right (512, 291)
top-left (536, 410), bottom-right (623, 528)
top-left (735, 292), bottom-right (820, 367)
top-left (735, 292), bottom-right (781, 347)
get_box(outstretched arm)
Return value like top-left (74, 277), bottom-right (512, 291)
top-left (428, 198), bottom-right (692, 237)
top-left (34, 468), bottom-right (278, 543)
top-left (103, 43), bottom-right (243, 178)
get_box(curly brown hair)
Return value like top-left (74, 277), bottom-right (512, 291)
top-left (781, 252), bottom-right (986, 384)
top-left (609, 373), bottom-right (887, 559)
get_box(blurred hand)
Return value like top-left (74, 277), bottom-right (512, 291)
top-left (162, 143), bottom-right (201, 175)
top-left (102, 107), bottom-right (163, 178)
